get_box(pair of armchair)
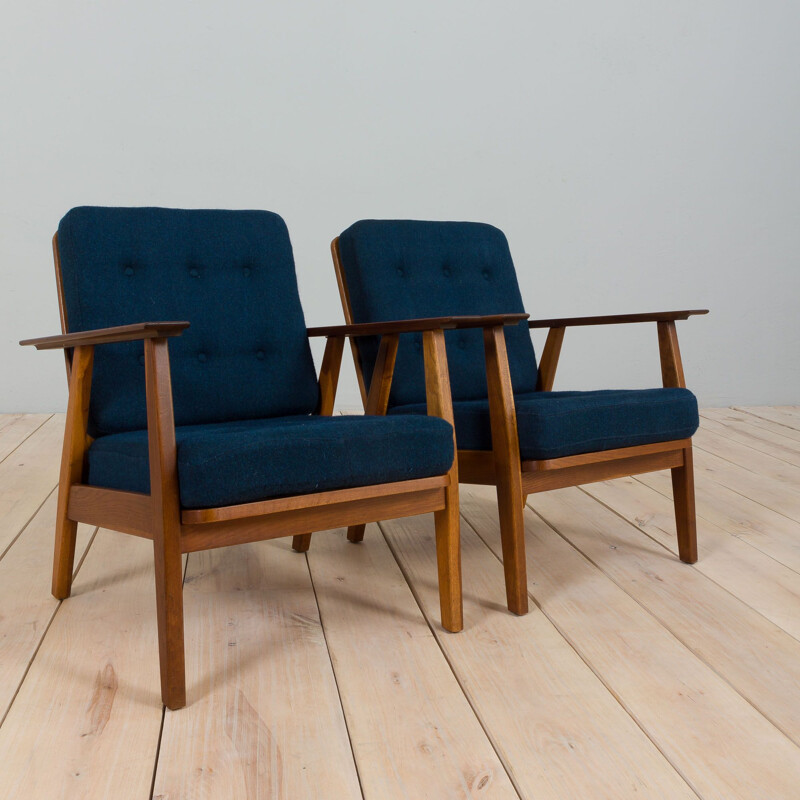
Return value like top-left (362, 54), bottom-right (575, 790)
top-left (22, 207), bottom-right (707, 709)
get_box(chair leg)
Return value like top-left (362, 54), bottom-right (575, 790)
top-left (672, 445), bottom-right (698, 564)
top-left (292, 533), bottom-right (312, 552)
top-left (346, 524), bottom-right (366, 543)
top-left (52, 490), bottom-right (78, 600)
top-left (153, 535), bottom-right (186, 710)
top-left (434, 482), bottom-right (463, 633)
top-left (496, 472), bottom-right (529, 615)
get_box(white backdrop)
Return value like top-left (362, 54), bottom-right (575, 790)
top-left (2, 0), bottom-right (799, 411)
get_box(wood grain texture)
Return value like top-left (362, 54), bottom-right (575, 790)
top-left (700, 409), bottom-right (800, 467)
top-left (532, 486), bottom-right (800, 747)
top-left (528, 309), bottom-right (708, 328)
top-left (461, 483), bottom-right (800, 799)
top-left (144, 337), bottom-right (185, 709)
top-left (53, 345), bottom-right (93, 598)
top-left (307, 526), bottom-right (516, 798)
top-left (0, 414), bottom-right (65, 557)
top-left (582, 475), bottom-right (800, 642)
top-left (657, 320), bottom-right (687, 389)
top-left (0, 531), bottom-right (164, 800)
top-left (0, 491), bottom-right (94, 722)
top-left (535, 326), bottom-right (565, 391)
top-left (0, 414), bottom-right (52, 464)
top-left (524, 439), bottom-right (691, 472)
top-left (307, 313), bottom-right (529, 338)
top-left (423, 328), bottom-right (463, 632)
top-left (380, 513), bottom-right (696, 799)
top-left (482, 326), bottom-right (527, 615)
top-left (735, 406), bottom-right (800, 432)
top-left (153, 539), bottom-right (362, 800)
top-left (20, 321), bottom-right (189, 350)
top-left (68, 485), bottom-right (152, 538)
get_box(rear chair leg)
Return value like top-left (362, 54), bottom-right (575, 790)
top-left (434, 481), bottom-right (463, 633)
top-left (346, 524), bottom-right (366, 543)
top-left (292, 533), bottom-right (312, 552)
top-left (672, 445), bottom-right (698, 564)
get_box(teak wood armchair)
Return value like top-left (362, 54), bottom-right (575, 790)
top-left (330, 220), bottom-right (708, 616)
top-left (20, 207), bottom-right (513, 709)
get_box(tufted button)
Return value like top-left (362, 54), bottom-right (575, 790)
top-left (189, 267), bottom-right (200, 278)
top-left (396, 266), bottom-right (405, 277)
top-left (457, 337), bottom-right (467, 350)
top-left (138, 354), bottom-right (145, 366)
top-left (413, 339), bottom-right (421, 350)
top-left (256, 349), bottom-right (265, 360)
top-left (481, 269), bottom-right (491, 280)
top-left (124, 266), bottom-right (135, 277)
top-left (442, 265), bottom-right (451, 277)
top-left (197, 352), bottom-right (207, 363)
top-left (243, 266), bottom-right (252, 277)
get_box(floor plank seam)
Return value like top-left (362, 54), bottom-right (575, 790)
top-left (697, 416), bottom-right (800, 468)
top-left (462, 507), bottom-right (704, 799)
top-left (532, 499), bottom-right (800, 752)
top-left (0, 414), bottom-right (53, 466)
top-left (693, 439), bottom-right (800, 479)
top-left (0, 482), bottom-right (59, 564)
top-left (734, 408), bottom-right (800, 433)
top-left (0, 523), bottom-right (99, 729)
top-left (575, 484), bottom-right (800, 645)
top-left (302, 548), bottom-right (367, 800)
top-left (376, 519), bottom-right (526, 800)
top-left (629, 475), bottom-right (800, 578)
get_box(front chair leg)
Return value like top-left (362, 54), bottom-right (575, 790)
top-left (495, 471), bottom-right (529, 615)
top-left (52, 511), bottom-right (78, 600)
top-left (292, 533), bottom-right (312, 552)
top-left (153, 536), bottom-right (186, 709)
top-left (672, 444), bottom-right (698, 564)
top-left (434, 482), bottom-right (463, 633)
top-left (346, 524), bottom-right (366, 543)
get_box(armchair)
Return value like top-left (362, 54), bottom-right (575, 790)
top-left (329, 219), bottom-right (708, 616)
top-left (22, 207), bottom-right (472, 709)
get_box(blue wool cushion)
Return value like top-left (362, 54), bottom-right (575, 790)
top-left (58, 207), bottom-right (320, 437)
top-left (389, 388), bottom-right (699, 460)
top-left (87, 414), bottom-right (455, 509)
top-left (337, 220), bottom-right (537, 408)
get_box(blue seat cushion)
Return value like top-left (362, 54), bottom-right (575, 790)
top-left (86, 414), bottom-right (454, 509)
top-left (389, 388), bottom-right (699, 461)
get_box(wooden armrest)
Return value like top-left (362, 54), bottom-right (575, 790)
top-left (20, 321), bottom-right (190, 350)
top-left (307, 313), bottom-right (529, 338)
top-left (528, 310), bottom-right (708, 329)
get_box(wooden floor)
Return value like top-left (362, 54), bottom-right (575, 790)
top-left (1, 408), bottom-right (800, 798)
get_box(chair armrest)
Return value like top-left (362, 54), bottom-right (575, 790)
top-left (307, 313), bottom-right (529, 338)
top-left (528, 309), bottom-right (708, 329)
top-left (20, 321), bottom-right (190, 350)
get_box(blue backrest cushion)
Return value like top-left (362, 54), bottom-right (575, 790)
top-left (58, 207), bottom-right (319, 437)
top-left (337, 220), bottom-right (538, 408)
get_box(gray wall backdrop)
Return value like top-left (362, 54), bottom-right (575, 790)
top-left (2, 1), bottom-right (799, 411)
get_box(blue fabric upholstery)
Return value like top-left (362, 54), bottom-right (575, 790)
top-left (87, 414), bottom-right (454, 509)
top-left (390, 389), bottom-right (699, 460)
top-left (58, 207), bottom-right (319, 437)
top-left (337, 220), bottom-right (537, 408)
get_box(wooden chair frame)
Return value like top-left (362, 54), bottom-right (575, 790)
top-left (330, 236), bottom-right (708, 616)
top-left (19, 234), bottom-right (525, 709)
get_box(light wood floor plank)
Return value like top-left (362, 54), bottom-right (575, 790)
top-left (0, 490), bottom-right (95, 722)
top-left (699, 411), bottom-right (800, 467)
top-left (583, 476), bottom-right (800, 641)
top-left (639, 468), bottom-right (800, 575)
top-left (705, 407), bottom-right (800, 444)
top-left (380, 514), bottom-right (696, 799)
top-left (0, 531), bottom-right (164, 800)
top-left (152, 539), bottom-right (363, 800)
top-left (307, 525), bottom-right (519, 799)
top-left (462, 484), bottom-right (800, 800)
top-left (0, 414), bottom-right (52, 463)
top-left (735, 406), bottom-right (800, 431)
top-left (531, 485), bottom-right (800, 747)
top-left (0, 415), bottom-right (64, 557)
